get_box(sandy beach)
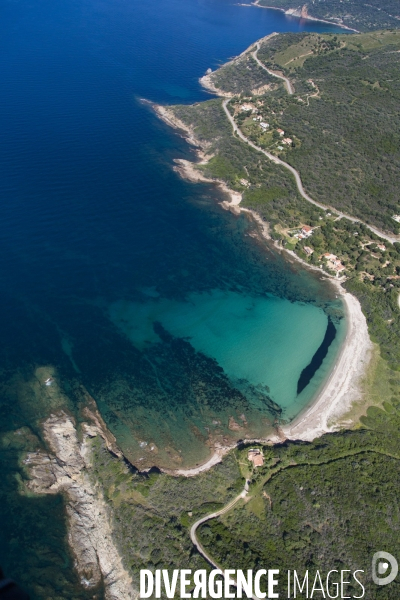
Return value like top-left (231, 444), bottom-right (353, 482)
top-left (163, 273), bottom-right (372, 477)
top-left (282, 285), bottom-right (373, 440)
top-left (168, 289), bottom-right (372, 477)
top-left (152, 101), bottom-right (373, 476)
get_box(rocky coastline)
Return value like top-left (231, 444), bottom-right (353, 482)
top-left (25, 408), bottom-right (137, 600)
top-left (251, 2), bottom-right (359, 32)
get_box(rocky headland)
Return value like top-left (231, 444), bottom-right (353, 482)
top-left (25, 408), bottom-right (137, 600)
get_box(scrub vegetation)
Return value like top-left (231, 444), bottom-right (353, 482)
top-left (80, 28), bottom-right (400, 598)
top-left (90, 439), bottom-right (243, 584)
top-left (172, 99), bottom-right (325, 229)
top-left (92, 27), bottom-right (400, 597)
top-left (207, 54), bottom-right (276, 96)
top-left (90, 377), bottom-right (400, 597)
top-left (197, 401), bottom-right (400, 598)
top-left (257, 0), bottom-right (400, 32)
top-left (171, 31), bottom-right (400, 371)
top-left (256, 30), bottom-right (400, 233)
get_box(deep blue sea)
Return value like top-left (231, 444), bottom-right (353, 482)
top-left (0, 0), bottom-right (346, 595)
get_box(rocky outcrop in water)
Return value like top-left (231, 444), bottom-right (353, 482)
top-left (25, 411), bottom-right (137, 600)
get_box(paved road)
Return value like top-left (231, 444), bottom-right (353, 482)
top-left (222, 98), bottom-right (400, 244)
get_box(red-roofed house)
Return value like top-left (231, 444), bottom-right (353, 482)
top-left (301, 225), bottom-right (314, 238)
top-left (248, 449), bottom-right (264, 467)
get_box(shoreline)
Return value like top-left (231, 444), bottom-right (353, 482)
top-left (166, 287), bottom-right (372, 477)
top-left (25, 408), bottom-right (137, 599)
top-left (152, 102), bottom-right (243, 209)
top-left (199, 32), bottom-right (280, 97)
top-left (282, 284), bottom-right (373, 440)
top-left (151, 102), bottom-right (373, 476)
top-left (250, 2), bottom-right (359, 33)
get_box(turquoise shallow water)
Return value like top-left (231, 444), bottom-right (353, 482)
top-left (111, 290), bottom-right (330, 413)
top-left (0, 0), bottom-right (347, 594)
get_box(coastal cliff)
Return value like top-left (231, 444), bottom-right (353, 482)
top-left (285, 4), bottom-right (308, 19)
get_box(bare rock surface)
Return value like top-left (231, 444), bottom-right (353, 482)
top-left (26, 411), bottom-right (137, 600)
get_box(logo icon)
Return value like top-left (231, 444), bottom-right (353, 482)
top-left (372, 552), bottom-right (398, 586)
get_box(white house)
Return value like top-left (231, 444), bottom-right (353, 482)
top-left (301, 225), bottom-right (314, 238)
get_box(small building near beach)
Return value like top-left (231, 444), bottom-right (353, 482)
top-left (322, 253), bottom-right (345, 276)
top-left (248, 449), bottom-right (264, 467)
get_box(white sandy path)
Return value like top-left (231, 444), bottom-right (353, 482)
top-left (152, 99), bottom-right (373, 472)
top-left (199, 35), bottom-right (399, 244)
top-left (163, 445), bottom-right (232, 477)
top-left (154, 104), bottom-right (373, 473)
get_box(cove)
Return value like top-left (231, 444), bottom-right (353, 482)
top-left (0, 0), bottom-right (348, 593)
top-left (110, 290), bottom-right (329, 413)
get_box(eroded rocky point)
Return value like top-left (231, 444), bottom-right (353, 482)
top-left (25, 408), bottom-right (137, 600)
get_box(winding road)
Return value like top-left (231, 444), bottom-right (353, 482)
top-left (252, 41), bottom-right (294, 95)
top-left (190, 479), bottom-right (264, 600)
top-left (222, 43), bottom-right (400, 245)
top-left (188, 447), bottom-right (400, 597)
top-left (190, 480), bottom-right (249, 567)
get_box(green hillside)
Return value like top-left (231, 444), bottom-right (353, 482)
top-left (256, 30), bottom-right (400, 233)
top-left (116, 27), bottom-right (400, 597)
top-left (257, 0), bottom-right (400, 32)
